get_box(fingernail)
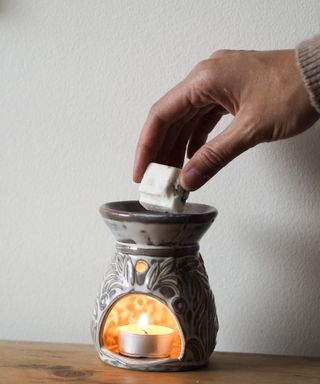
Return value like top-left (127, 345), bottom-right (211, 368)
top-left (180, 167), bottom-right (203, 191)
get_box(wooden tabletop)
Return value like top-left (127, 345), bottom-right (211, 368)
top-left (0, 340), bottom-right (319, 383)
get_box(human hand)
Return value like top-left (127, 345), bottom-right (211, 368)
top-left (133, 49), bottom-right (319, 191)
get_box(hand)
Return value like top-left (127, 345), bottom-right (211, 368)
top-left (133, 49), bottom-right (319, 191)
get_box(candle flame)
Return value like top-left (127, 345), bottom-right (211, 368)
top-left (138, 313), bottom-right (148, 329)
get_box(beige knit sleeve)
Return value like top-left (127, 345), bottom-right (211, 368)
top-left (296, 35), bottom-right (320, 113)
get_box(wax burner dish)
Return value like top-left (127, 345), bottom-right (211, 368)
top-left (91, 200), bottom-right (219, 371)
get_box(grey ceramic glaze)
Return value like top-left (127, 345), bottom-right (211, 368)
top-left (91, 200), bottom-right (219, 371)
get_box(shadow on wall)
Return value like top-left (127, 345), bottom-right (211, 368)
top-left (0, 0), bottom-right (12, 13)
top-left (289, 120), bottom-right (320, 187)
top-left (248, 219), bottom-right (320, 356)
top-left (247, 120), bottom-right (320, 356)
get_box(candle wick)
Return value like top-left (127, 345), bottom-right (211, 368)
top-left (142, 328), bottom-right (148, 335)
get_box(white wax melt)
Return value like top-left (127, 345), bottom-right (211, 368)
top-left (139, 162), bottom-right (189, 213)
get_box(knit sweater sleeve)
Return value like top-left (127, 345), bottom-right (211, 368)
top-left (296, 35), bottom-right (320, 113)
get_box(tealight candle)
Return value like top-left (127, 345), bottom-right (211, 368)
top-left (118, 314), bottom-right (174, 358)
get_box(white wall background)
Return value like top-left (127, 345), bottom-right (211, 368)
top-left (1, 0), bottom-right (320, 357)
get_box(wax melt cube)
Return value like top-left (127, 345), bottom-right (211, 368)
top-left (139, 162), bottom-right (189, 213)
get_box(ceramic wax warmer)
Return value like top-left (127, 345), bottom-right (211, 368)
top-left (91, 200), bottom-right (218, 371)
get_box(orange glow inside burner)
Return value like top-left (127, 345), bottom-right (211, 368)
top-left (101, 294), bottom-right (183, 358)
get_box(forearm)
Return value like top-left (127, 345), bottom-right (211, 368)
top-left (296, 35), bottom-right (320, 113)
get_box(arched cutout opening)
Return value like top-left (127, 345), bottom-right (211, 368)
top-left (100, 293), bottom-right (183, 359)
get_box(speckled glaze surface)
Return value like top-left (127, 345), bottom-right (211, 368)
top-left (91, 201), bottom-right (219, 371)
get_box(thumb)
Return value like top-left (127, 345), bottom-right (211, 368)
top-left (180, 113), bottom-right (257, 191)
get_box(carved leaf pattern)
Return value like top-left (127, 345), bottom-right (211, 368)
top-left (175, 254), bottom-right (218, 361)
top-left (98, 253), bottom-right (135, 311)
top-left (91, 296), bottom-right (99, 340)
top-left (145, 262), bottom-right (161, 290)
top-left (126, 258), bottom-right (135, 286)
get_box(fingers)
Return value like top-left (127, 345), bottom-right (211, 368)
top-left (133, 55), bottom-right (232, 183)
top-left (155, 108), bottom-right (200, 166)
top-left (157, 105), bottom-right (216, 167)
top-left (133, 80), bottom-right (194, 183)
top-left (165, 106), bottom-right (223, 168)
top-left (187, 107), bottom-right (226, 158)
top-left (159, 115), bottom-right (196, 168)
top-left (133, 60), bottom-right (222, 182)
top-left (180, 112), bottom-right (257, 191)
